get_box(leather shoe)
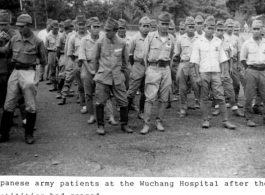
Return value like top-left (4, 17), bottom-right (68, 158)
top-left (138, 112), bottom-right (144, 120)
top-left (80, 106), bottom-right (88, 114)
top-left (25, 134), bottom-right (35, 144)
top-left (56, 92), bottom-right (62, 99)
top-left (108, 116), bottom-right (118, 126)
top-left (140, 124), bottom-right (150, 135)
top-left (96, 126), bottom-right (105, 135)
top-left (46, 81), bottom-right (52, 85)
top-left (121, 125), bottom-right (133, 133)
top-left (232, 109), bottom-right (244, 117)
top-left (237, 103), bottom-right (244, 108)
top-left (212, 109), bottom-right (220, 116)
top-left (253, 105), bottom-right (262, 115)
top-left (202, 120), bottom-right (210, 128)
top-left (223, 121), bottom-right (236, 130)
top-left (166, 102), bottom-right (171, 109)
top-left (156, 121), bottom-right (165, 131)
top-left (0, 134), bottom-right (9, 143)
top-left (194, 100), bottom-right (200, 109)
top-left (58, 98), bottom-right (66, 105)
top-left (172, 95), bottom-right (179, 101)
top-left (246, 120), bottom-right (257, 127)
top-left (49, 86), bottom-right (57, 92)
top-left (87, 116), bottom-right (96, 124)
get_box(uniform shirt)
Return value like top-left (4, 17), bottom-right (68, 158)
top-left (78, 34), bottom-right (97, 74)
top-left (45, 31), bottom-right (60, 51)
top-left (64, 31), bottom-right (76, 55)
top-left (195, 31), bottom-right (205, 37)
top-left (56, 32), bottom-right (67, 54)
top-left (38, 28), bottom-right (49, 43)
top-left (67, 32), bottom-right (88, 57)
top-left (218, 36), bottom-right (233, 59)
top-left (0, 32), bottom-right (47, 66)
top-left (128, 31), bottom-right (146, 62)
top-left (190, 35), bottom-right (228, 72)
top-left (224, 33), bottom-right (240, 58)
top-left (240, 37), bottom-right (265, 65)
top-left (92, 35), bottom-right (129, 85)
top-left (143, 31), bottom-right (175, 64)
top-left (174, 32), bottom-right (200, 61)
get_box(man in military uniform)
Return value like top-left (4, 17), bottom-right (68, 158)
top-left (140, 12), bottom-right (175, 134)
top-left (190, 16), bottom-right (236, 129)
top-left (0, 10), bottom-right (17, 109)
top-left (56, 19), bottom-right (73, 99)
top-left (194, 15), bottom-right (205, 37)
top-left (79, 17), bottom-right (117, 125)
top-left (45, 20), bottom-right (60, 92)
top-left (0, 14), bottom-right (47, 144)
top-left (179, 21), bottom-right (186, 36)
top-left (92, 17), bottom-right (132, 135)
top-left (212, 21), bottom-right (244, 117)
top-left (127, 16), bottom-right (151, 119)
top-left (240, 20), bottom-right (265, 127)
top-left (59, 15), bottom-right (87, 111)
top-left (150, 19), bottom-right (158, 32)
top-left (174, 16), bottom-right (200, 118)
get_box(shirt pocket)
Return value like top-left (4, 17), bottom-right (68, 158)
top-left (248, 46), bottom-right (258, 63)
top-left (181, 44), bottom-right (190, 57)
top-left (12, 48), bottom-right (20, 59)
top-left (200, 47), bottom-right (209, 62)
top-left (114, 48), bottom-right (122, 57)
top-left (85, 48), bottom-right (93, 60)
top-left (149, 45), bottom-right (160, 60)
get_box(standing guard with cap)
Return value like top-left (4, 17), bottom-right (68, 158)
top-left (92, 17), bottom-right (132, 135)
top-left (45, 20), bottom-right (60, 93)
top-left (79, 17), bottom-right (117, 125)
top-left (0, 10), bottom-right (17, 108)
top-left (240, 20), bottom-right (265, 127)
top-left (212, 21), bottom-right (244, 118)
top-left (174, 16), bottom-right (200, 118)
top-left (0, 14), bottom-right (47, 144)
top-left (140, 12), bottom-right (175, 135)
top-left (150, 19), bottom-right (158, 32)
top-left (56, 19), bottom-right (73, 99)
top-left (190, 16), bottom-right (236, 129)
top-left (224, 18), bottom-right (243, 108)
top-left (127, 16), bottom-right (151, 119)
top-left (194, 15), bottom-right (205, 37)
top-left (59, 15), bottom-right (87, 111)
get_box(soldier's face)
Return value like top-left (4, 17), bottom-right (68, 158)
top-left (252, 27), bottom-right (262, 38)
top-left (0, 23), bottom-right (9, 32)
top-left (196, 22), bottom-right (203, 31)
top-left (226, 25), bottom-right (233, 34)
top-left (158, 21), bottom-right (169, 33)
top-left (139, 24), bottom-right (150, 35)
top-left (17, 24), bottom-right (30, 36)
top-left (186, 25), bottom-right (195, 34)
top-left (168, 27), bottom-right (175, 36)
top-left (118, 27), bottom-right (126, 37)
top-left (215, 28), bottom-right (224, 38)
top-left (78, 23), bottom-right (86, 33)
top-left (204, 26), bottom-right (215, 37)
top-left (91, 25), bottom-right (100, 36)
top-left (150, 26), bottom-right (157, 32)
top-left (233, 28), bottom-right (240, 36)
top-left (47, 24), bottom-right (52, 32)
top-left (179, 27), bottom-right (186, 35)
top-left (52, 27), bottom-right (59, 34)
top-left (59, 26), bottom-right (64, 33)
top-left (86, 25), bottom-right (91, 33)
top-left (105, 28), bottom-right (117, 39)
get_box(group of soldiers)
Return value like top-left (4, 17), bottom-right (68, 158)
top-left (0, 9), bottom-right (265, 144)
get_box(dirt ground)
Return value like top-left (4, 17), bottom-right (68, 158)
top-left (0, 64), bottom-right (265, 177)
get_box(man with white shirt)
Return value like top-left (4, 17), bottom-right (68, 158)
top-left (194, 15), bottom-right (205, 37)
top-left (38, 18), bottom-right (52, 82)
top-left (190, 15), bottom-right (236, 129)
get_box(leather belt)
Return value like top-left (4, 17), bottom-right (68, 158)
top-left (248, 65), bottom-right (265, 71)
top-left (149, 60), bottom-right (170, 67)
top-left (13, 63), bottom-right (36, 70)
top-left (48, 50), bottom-right (56, 52)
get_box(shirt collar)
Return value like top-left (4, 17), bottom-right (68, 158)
top-left (106, 34), bottom-right (118, 44)
top-left (201, 35), bottom-right (219, 43)
top-left (183, 33), bottom-right (199, 41)
top-left (17, 32), bottom-right (35, 44)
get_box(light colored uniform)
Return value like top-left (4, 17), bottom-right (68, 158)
top-left (195, 31), bottom-right (205, 37)
top-left (190, 36), bottom-right (228, 120)
top-left (0, 33), bottom-right (47, 113)
top-left (56, 31), bottom-right (67, 79)
top-left (240, 37), bottom-right (265, 119)
top-left (37, 29), bottom-right (49, 80)
top-left (174, 33), bottom-right (200, 111)
top-left (45, 31), bottom-right (59, 83)
top-left (143, 30), bottom-right (175, 125)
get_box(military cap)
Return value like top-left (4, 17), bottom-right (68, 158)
top-left (179, 21), bottom-right (185, 29)
top-left (225, 18), bottom-right (234, 27)
top-left (51, 20), bottom-right (59, 28)
top-left (86, 18), bottom-right (91, 26)
top-left (0, 10), bottom-right (10, 24)
top-left (90, 17), bottom-right (101, 26)
top-left (76, 15), bottom-right (86, 24)
top-left (169, 20), bottom-right (175, 28)
top-left (105, 17), bottom-right (119, 30)
top-left (252, 20), bottom-right (263, 28)
top-left (158, 12), bottom-right (171, 23)
top-left (216, 21), bottom-right (225, 29)
top-left (16, 14), bottom-right (32, 26)
top-left (64, 19), bottom-right (73, 28)
top-left (46, 18), bottom-right (53, 25)
top-left (185, 16), bottom-right (195, 26)
top-left (195, 15), bottom-right (204, 23)
top-left (59, 21), bottom-right (64, 26)
top-left (233, 21), bottom-right (241, 29)
top-left (139, 16), bottom-right (151, 25)
top-left (118, 18), bottom-right (127, 28)
top-left (204, 15), bottom-right (215, 27)
top-left (150, 19), bottom-right (157, 27)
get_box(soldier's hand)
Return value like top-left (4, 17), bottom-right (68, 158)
top-left (220, 73), bottom-right (225, 82)
top-left (196, 76), bottom-right (202, 86)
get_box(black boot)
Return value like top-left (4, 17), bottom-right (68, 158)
top-left (120, 106), bottom-right (133, 133)
top-left (25, 112), bottom-right (36, 144)
top-left (95, 104), bottom-right (105, 135)
top-left (58, 98), bottom-right (66, 105)
top-left (0, 111), bottom-right (14, 142)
